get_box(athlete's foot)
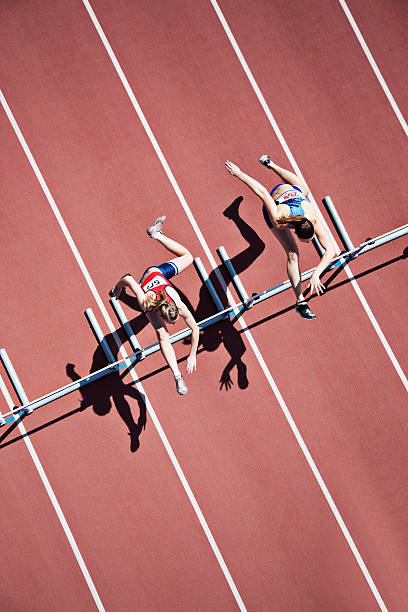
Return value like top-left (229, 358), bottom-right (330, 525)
top-left (259, 154), bottom-right (271, 168)
top-left (147, 215), bottom-right (166, 238)
top-left (174, 373), bottom-right (188, 395)
top-left (109, 285), bottom-right (122, 298)
top-left (296, 301), bottom-right (316, 320)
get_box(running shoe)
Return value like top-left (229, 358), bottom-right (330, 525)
top-left (146, 215), bottom-right (166, 238)
top-left (174, 373), bottom-right (188, 395)
top-left (259, 154), bottom-right (271, 167)
top-left (296, 301), bottom-right (316, 320)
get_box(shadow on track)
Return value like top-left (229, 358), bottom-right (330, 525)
top-left (0, 244), bottom-right (404, 452)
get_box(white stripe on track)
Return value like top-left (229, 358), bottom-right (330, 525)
top-left (0, 374), bottom-right (105, 612)
top-left (339, 0), bottom-right (408, 137)
top-left (210, 0), bottom-right (407, 394)
top-left (81, 3), bottom-right (388, 609)
top-left (0, 88), bottom-right (246, 612)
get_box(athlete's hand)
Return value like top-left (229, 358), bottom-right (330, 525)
top-left (186, 355), bottom-right (197, 374)
top-left (225, 160), bottom-right (241, 177)
top-left (308, 272), bottom-right (325, 296)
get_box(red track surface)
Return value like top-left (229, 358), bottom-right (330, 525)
top-left (0, 1), bottom-right (407, 610)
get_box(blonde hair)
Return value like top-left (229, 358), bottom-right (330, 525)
top-left (276, 215), bottom-right (314, 239)
top-left (145, 291), bottom-right (179, 323)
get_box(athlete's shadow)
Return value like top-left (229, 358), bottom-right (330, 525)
top-left (65, 326), bottom-right (147, 453)
top-left (173, 196), bottom-right (265, 390)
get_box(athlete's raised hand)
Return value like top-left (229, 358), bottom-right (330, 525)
top-left (225, 160), bottom-right (241, 177)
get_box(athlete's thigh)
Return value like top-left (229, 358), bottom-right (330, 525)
top-left (167, 253), bottom-right (193, 275)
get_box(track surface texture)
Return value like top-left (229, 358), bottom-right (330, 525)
top-left (0, 1), bottom-right (407, 611)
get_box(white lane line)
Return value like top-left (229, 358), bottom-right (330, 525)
top-left (210, 0), bottom-right (407, 394)
top-left (0, 88), bottom-right (247, 612)
top-left (339, 0), bottom-right (408, 137)
top-left (81, 3), bottom-right (387, 609)
top-left (0, 374), bottom-right (105, 612)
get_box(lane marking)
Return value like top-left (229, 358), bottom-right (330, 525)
top-left (0, 87), bottom-right (247, 612)
top-left (210, 0), bottom-right (407, 393)
top-left (80, 2), bottom-right (388, 609)
top-left (0, 373), bottom-right (105, 612)
top-left (339, 0), bottom-right (408, 137)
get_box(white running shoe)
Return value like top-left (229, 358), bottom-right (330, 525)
top-left (146, 215), bottom-right (166, 238)
top-left (174, 373), bottom-right (188, 395)
top-left (259, 154), bottom-right (271, 167)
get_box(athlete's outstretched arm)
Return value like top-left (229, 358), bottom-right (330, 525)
top-left (179, 305), bottom-right (199, 374)
top-left (261, 157), bottom-right (309, 196)
top-left (225, 160), bottom-right (279, 226)
top-left (110, 274), bottom-right (146, 309)
top-left (308, 221), bottom-right (337, 295)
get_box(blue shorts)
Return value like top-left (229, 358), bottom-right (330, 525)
top-left (139, 261), bottom-right (179, 283)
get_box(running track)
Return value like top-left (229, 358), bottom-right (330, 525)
top-left (0, 1), bottom-right (407, 610)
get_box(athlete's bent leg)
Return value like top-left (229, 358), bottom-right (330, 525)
top-left (155, 233), bottom-right (193, 275)
top-left (261, 158), bottom-right (309, 196)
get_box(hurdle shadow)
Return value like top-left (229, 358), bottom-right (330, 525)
top-left (65, 326), bottom-right (147, 453)
top-left (118, 196), bottom-right (265, 392)
top-left (0, 323), bottom-right (148, 452)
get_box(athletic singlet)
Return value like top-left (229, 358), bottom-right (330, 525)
top-left (140, 269), bottom-right (175, 309)
top-left (270, 184), bottom-right (308, 217)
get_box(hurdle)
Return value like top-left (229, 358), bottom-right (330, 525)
top-left (222, 223), bottom-right (407, 307)
top-left (322, 195), bottom-right (355, 252)
top-left (193, 257), bottom-right (225, 313)
top-left (85, 308), bottom-right (116, 364)
top-left (109, 297), bottom-right (143, 357)
top-left (0, 214), bottom-right (406, 427)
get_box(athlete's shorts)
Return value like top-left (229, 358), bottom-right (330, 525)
top-left (139, 261), bottom-right (179, 283)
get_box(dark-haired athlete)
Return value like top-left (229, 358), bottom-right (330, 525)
top-left (225, 157), bottom-right (336, 319)
top-left (110, 216), bottom-right (199, 394)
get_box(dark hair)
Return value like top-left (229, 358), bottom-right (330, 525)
top-left (277, 215), bottom-right (314, 239)
top-left (145, 291), bottom-right (179, 323)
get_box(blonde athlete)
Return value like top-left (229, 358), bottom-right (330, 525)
top-left (110, 216), bottom-right (199, 395)
top-left (225, 157), bottom-right (336, 320)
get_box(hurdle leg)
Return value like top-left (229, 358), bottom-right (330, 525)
top-left (84, 308), bottom-right (116, 364)
top-left (193, 257), bottom-right (225, 313)
top-left (322, 195), bottom-right (355, 252)
top-left (312, 235), bottom-right (326, 257)
top-left (216, 246), bottom-right (253, 308)
top-left (0, 348), bottom-right (32, 413)
top-left (109, 298), bottom-right (144, 359)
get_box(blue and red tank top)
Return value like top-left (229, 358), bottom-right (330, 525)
top-left (140, 269), bottom-right (175, 305)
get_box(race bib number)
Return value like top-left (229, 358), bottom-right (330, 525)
top-left (144, 275), bottom-right (165, 292)
top-left (276, 190), bottom-right (301, 203)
